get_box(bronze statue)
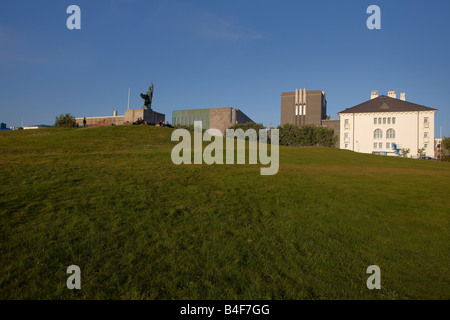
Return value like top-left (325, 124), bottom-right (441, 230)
top-left (140, 82), bottom-right (154, 110)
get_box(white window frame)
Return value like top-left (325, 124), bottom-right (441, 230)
top-left (386, 128), bottom-right (395, 139)
top-left (374, 129), bottom-right (383, 139)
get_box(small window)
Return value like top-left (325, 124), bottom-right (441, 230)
top-left (424, 117), bottom-right (429, 123)
top-left (379, 142), bottom-right (383, 149)
top-left (374, 118), bottom-right (377, 124)
top-left (388, 117), bottom-right (391, 124)
top-left (392, 117), bottom-right (396, 124)
top-left (424, 132), bottom-right (428, 138)
top-left (424, 144), bottom-right (428, 148)
top-left (374, 142), bottom-right (377, 149)
top-left (345, 143), bottom-right (348, 148)
top-left (386, 142), bottom-right (390, 149)
top-left (383, 117), bottom-right (386, 124)
top-left (378, 118), bottom-right (382, 124)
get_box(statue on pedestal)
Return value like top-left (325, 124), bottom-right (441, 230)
top-left (140, 82), bottom-right (154, 110)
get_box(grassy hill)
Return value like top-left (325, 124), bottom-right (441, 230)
top-left (0, 126), bottom-right (449, 299)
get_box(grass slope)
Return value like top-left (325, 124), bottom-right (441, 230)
top-left (0, 126), bottom-right (449, 299)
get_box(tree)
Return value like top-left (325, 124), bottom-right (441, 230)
top-left (417, 147), bottom-right (426, 157)
top-left (439, 137), bottom-right (450, 161)
top-left (442, 137), bottom-right (450, 151)
top-left (401, 148), bottom-right (410, 157)
top-left (278, 124), bottom-right (299, 146)
top-left (55, 113), bottom-right (77, 128)
top-left (228, 122), bottom-right (265, 133)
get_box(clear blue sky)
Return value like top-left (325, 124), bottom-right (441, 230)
top-left (0, 0), bottom-right (449, 136)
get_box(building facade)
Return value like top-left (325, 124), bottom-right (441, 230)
top-left (281, 88), bottom-right (340, 147)
top-left (281, 89), bottom-right (327, 126)
top-left (338, 93), bottom-right (437, 157)
top-left (172, 107), bottom-right (254, 134)
top-left (76, 109), bottom-right (165, 127)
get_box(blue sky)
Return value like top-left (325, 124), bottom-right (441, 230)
top-left (0, 0), bottom-right (449, 136)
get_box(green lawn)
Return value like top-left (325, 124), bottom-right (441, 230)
top-left (0, 126), bottom-right (449, 299)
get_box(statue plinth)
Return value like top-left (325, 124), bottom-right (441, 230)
top-left (125, 108), bottom-right (165, 125)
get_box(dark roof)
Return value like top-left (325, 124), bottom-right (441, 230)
top-left (338, 95), bottom-right (437, 114)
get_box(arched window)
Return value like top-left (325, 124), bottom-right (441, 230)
top-left (386, 128), bottom-right (395, 139)
top-left (374, 129), bottom-right (383, 139)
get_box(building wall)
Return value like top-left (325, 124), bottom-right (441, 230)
top-left (172, 109), bottom-right (211, 129)
top-left (124, 109), bottom-right (165, 124)
top-left (76, 116), bottom-right (125, 126)
top-left (210, 107), bottom-right (234, 134)
top-left (339, 110), bottom-right (436, 157)
top-left (281, 92), bottom-right (296, 126)
top-left (172, 107), bottom-right (254, 134)
top-left (281, 90), bottom-right (327, 126)
top-left (321, 119), bottom-right (340, 148)
top-left (307, 90), bottom-right (327, 126)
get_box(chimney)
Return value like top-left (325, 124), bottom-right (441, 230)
top-left (388, 90), bottom-right (397, 99)
top-left (113, 110), bottom-right (118, 116)
top-left (371, 91), bottom-right (378, 99)
top-left (400, 93), bottom-right (406, 101)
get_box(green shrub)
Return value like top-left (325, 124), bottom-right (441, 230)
top-left (278, 124), bottom-right (336, 147)
top-left (54, 113), bottom-right (77, 128)
top-left (228, 122), bottom-right (266, 140)
top-left (228, 122), bottom-right (265, 132)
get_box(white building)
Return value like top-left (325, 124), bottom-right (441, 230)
top-left (338, 92), bottom-right (437, 157)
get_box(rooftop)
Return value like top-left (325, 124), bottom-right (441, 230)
top-left (339, 95), bottom-right (437, 114)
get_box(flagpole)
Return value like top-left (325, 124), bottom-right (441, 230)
top-left (127, 88), bottom-right (130, 110)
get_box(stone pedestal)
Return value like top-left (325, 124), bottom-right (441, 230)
top-left (125, 109), bottom-right (165, 124)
